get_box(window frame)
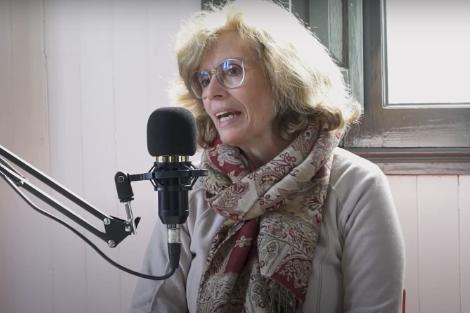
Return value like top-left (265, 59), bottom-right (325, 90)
top-left (343, 0), bottom-right (470, 174)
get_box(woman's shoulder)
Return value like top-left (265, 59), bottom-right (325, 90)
top-left (328, 148), bottom-right (398, 242)
top-left (330, 147), bottom-right (385, 186)
top-left (329, 147), bottom-right (389, 207)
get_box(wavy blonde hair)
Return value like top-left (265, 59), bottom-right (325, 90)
top-left (171, 0), bottom-right (361, 148)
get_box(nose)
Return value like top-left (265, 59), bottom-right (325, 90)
top-left (202, 74), bottom-right (227, 100)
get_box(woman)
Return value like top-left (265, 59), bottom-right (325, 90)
top-left (130, 1), bottom-right (405, 312)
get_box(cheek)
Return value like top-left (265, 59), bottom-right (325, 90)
top-left (252, 74), bottom-right (274, 116)
top-left (202, 101), bottom-right (212, 119)
top-left (255, 91), bottom-right (275, 121)
top-left (200, 103), bottom-right (216, 129)
top-left (259, 106), bottom-right (275, 127)
top-left (202, 100), bottom-right (209, 113)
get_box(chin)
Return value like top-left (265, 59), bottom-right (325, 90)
top-left (219, 133), bottom-right (243, 147)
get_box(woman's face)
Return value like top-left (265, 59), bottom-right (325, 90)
top-left (198, 31), bottom-right (277, 152)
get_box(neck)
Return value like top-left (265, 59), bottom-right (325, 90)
top-left (240, 136), bottom-right (290, 171)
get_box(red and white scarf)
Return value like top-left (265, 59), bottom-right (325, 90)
top-left (197, 123), bottom-right (343, 313)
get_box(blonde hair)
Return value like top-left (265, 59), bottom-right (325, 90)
top-left (171, 0), bottom-right (361, 148)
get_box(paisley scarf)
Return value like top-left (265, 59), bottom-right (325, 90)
top-left (196, 122), bottom-right (343, 313)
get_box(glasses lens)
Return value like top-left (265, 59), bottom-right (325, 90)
top-left (191, 71), bottom-right (210, 98)
top-left (191, 59), bottom-right (245, 99)
top-left (217, 59), bottom-right (244, 88)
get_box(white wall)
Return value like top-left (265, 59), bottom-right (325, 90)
top-left (0, 1), bottom-right (469, 313)
top-left (388, 176), bottom-right (470, 313)
top-left (0, 1), bottom-right (200, 312)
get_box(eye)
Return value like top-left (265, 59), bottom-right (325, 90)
top-left (199, 78), bottom-right (210, 88)
top-left (197, 72), bottom-right (211, 88)
top-left (222, 61), bottom-right (243, 77)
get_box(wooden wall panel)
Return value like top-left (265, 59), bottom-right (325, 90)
top-left (460, 176), bottom-right (470, 313)
top-left (112, 3), bottom-right (154, 303)
top-left (389, 175), bottom-right (469, 313)
top-left (0, 1), bottom-right (53, 313)
top-left (388, 176), bottom-right (419, 313)
top-left (417, 176), bottom-right (460, 313)
top-left (44, 1), bottom-right (89, 312)
top-left (1, 1), bottom-right (200, 312)
top-left (0, 1), bottom-right (13, 309)
top-left (78, 2), bottom-right (121, 312)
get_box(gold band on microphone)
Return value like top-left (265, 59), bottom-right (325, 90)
top-left (156, 155), bottom-right (189, 163)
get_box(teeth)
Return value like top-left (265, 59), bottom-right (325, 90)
top-left (216, 111), bottom-right (238, 120)
top-left (216, 111), bottom-right (229, 119)
top-left (219, 114), bottom-right (236, 122)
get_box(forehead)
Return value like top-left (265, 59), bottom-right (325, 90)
top-left (199, 31), bottom-right (258, 69)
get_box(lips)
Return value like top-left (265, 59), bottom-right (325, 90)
top-left (215, 111), bottom-right (241, 122)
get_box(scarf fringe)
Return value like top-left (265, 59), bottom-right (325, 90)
top-left (268, 281), bottom-right (302, 313)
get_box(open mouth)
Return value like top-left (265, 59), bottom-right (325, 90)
top-left (215, 111), bottom-right (241, 122)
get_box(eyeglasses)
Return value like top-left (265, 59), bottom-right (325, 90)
top-left (191, 58), bottom-right (246, 99)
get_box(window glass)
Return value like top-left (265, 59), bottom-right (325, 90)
top-left (385, 0), bottom-right (470, 104)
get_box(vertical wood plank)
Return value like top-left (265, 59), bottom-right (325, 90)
top-left (0, 1), bottom-right (54, 313)
top-left (0, 4), bottom-right (16, 313)
top-left (309, 0), bottom-right (329, 49)
top-left (0, 1), bottom-right (10, 309)
top-left (78, 1), bottom-right (121, 312)
top-left (347, 0), bottom-right (364, 106)
top-left (327, 0), bottom-right (343, 63)
top-left (460, 175), bottom-right (470, 313)
top-left (418, 176), bottom-right (460, 313)
top-left (44, 0), bottom-right (88, 312)
top-left (116, 1), bottom-right (153, 310)
top-left (309, 0), bottom-right (343, 63)
top-left (111, 1), bottom-right (155, 311)
top-left (388, 175), bottom-right (419, 313)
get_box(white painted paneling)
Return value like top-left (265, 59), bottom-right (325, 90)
top-left (0, 5), bottom-right (12, 311)
top-left (460, 175), bottom-right (470, 313)
top-left (417, 176), bottom-right (460, 313)
top-left (78, 1), bottom-right (121, 312)
top-left (112, 0), bottom-right (155, 304)
top-left (45, 1), bottom-right (89, 312)
top-left (388, 176), bottom-right (419, 313)
top-left (0, 1), bottom-right (53, 313)
top-left (1, 1), bottom-right (200, 313)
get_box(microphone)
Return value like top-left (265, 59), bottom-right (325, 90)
top-left (115, 106), bottom-right (206, 276)
top-left (0, 106), bottom-right (205, 281)
top-left (147, 106), bottom-right (197, 158)
top-left (145, 107), bottom-right (206, 270)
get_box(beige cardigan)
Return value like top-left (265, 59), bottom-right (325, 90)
top-left (129, 148), bottom-right (405, 313)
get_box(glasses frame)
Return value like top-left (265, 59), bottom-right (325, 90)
top-left (191, 58), bottom-right (246, 99)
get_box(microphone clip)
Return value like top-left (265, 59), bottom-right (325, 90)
top-left (114, 159), bottom-right (207, 230)
top-left (114, 171), bottom-right (140, 235)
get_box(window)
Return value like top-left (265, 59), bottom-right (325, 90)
top-left (343, 0), bottom-right (470, 174)
top-left (386, 0), bottom-right (470, 105)
top-left (201, 0), bottom-right (470, 174)
top-left (288, 0), bottom-right (470, 174)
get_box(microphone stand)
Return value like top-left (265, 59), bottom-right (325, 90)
top-left (0, 144), bottom-right (134, 247)
top-left (0, 143), bottom-right (206, 280)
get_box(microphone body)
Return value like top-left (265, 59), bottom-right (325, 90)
top-left (146, 107), bottom-right (206, 269)
top-left (155, 160), bottom-right (190, 226)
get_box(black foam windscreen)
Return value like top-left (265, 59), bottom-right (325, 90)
top-left (147, 107), bottom-right (197, 157)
